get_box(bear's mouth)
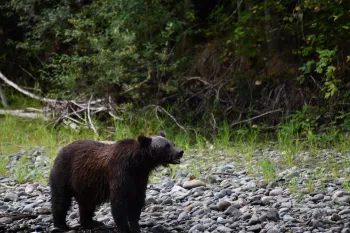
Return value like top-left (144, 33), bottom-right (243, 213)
top-left (171, 158), bottom-right (181, 164)
top-left (169, 150), bottom-right (183, 165)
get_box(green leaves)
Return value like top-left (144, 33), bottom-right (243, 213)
top-left (7, 0), bottom-right (188, 100)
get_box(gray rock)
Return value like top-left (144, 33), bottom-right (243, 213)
top-left (25, 183), bottom-right (38, 194)
top-left (280, 201), bottom-right (292, 208)
top-left (265, 208), bottom-right (279, 221)
top-left (241, 213), bottom-right (252, 221)
top-left (163, 180), bottom-right (175, 188)
top-left (216, 225), bottom-right (233, 232)
top-left (261, 196), bottom-right (275, 205)
top-left (246, 224), bottom-right (262, 231)
top-left (283, 214), bottom-right (294, 221)
top-left (217, 201), bottom-right (231, 211)
top-left (162, 198), bottom-right (173, 205)
top-left (189, 224), bottom-right (206, 232)
top-left (224, 206), bottom-right (242, 219)
top-left (36, 207), bottom-right (51, 215)
top-left (269, 188), bottom-right (283, 196)
top-left (311, 219), bottom-right (324, 228)
top-left (243, 181), bottom-right (256, 190)
top-left (311, 193), bottom-right (324, 201)
top-left (150, 224), bottom-right (170, 233)
top-left (217, 217), bottom-right (232, 224)
top-left (0, 217), bottom-right (13, 224)
top-left (267, 228), bottom-right (280, 233)
top-left (332, 191), bottom-right (347, 200)
top-left (4, 193), bottom-right (18, 202)
top-left (177, 212), bottom-right (190, 221)
top-left (171, 185), bottom-right (191, 199)
top-left (217, 189), bottom-right (228, 198)
top-left (248, 213), bottom-right (260, 225)
top-left (312, 209), bottom-right (323, 219)
top-left (331, 213), bottom-right (341, 221)
top-left (339, 209), bottom-right (350, 215)
top-left (140, 219), bottom-right (156, 227)
top-left (183, 180), bottom-right (206, 189)
top-left (68, 211), bottom-right (78, 220)
top-left (145, 197), bottom-right (158, 205)
top-left (23, 203), bottom-right (36, 212)
top-left (232, 198), bottom-right (246, 208)
top-left (335, 196), bottom-right (350, 204)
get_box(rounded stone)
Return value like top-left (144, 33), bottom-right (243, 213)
top-left (182, 180), bottom-right (206, 189)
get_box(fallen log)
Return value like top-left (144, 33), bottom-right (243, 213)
top-left (0, 109), bottom-right (50, 121)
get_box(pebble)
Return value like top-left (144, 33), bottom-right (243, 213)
top-left (0, 217), bottom-right (13, 224)
top-left (217, 201), bottom-right (231, 211)
top-left (25, 183), bottom-right (38, 194)
top-left (182, 179), bottom-right (206, 189)
top-left (4, 193), bottom-right (18, 202)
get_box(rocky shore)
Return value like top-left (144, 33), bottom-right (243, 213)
top-left (0, 148), bottom-right (350, 232)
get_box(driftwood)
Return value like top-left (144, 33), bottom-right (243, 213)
top-left (0, 71), bottom-right (121, 134)
top-left (0, 71), bottom-right (57, 103)
top-left (0, 108), bottom-right (50, 120)
top-left (0, 70), bottom-right (188, 133)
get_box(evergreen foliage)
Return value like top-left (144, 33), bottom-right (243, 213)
top-left (0, 0), bottom-right (349, 130)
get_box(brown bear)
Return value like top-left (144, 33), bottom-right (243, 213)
top-left (49, 132), bottom-right (184, 232)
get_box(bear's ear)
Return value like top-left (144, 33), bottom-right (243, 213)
top-left (158, 131), bottom-right (166, 138)
top-left (137, 135), bottom-right (152, 147)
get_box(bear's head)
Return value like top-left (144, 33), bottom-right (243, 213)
top-left (137, 131), bottom-right (184, 165)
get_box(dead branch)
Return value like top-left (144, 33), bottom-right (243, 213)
top-left (120, 72), bottom-right (152, 95)
top-left (145, 105), bottom-right (187, 132)
top-left (230, 109), bottom-right (282, 127)
top-left (0, 71), bottom-right (57, 103)
top-left (181, 76), bottom-right (212, 87)
top-left (0, 70), bottom-right (129, 131)
top-left (0, 109), bottom-right (50, 121)
top-left (88, 95), bottom-right (98, 135)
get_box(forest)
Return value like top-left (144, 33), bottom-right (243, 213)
top-left (0, 0), bottom-right (349, 139)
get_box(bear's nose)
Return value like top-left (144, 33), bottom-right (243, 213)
top-left (178, 150), bottom-right (184, 158)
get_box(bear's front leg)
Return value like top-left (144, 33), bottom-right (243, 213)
top-left (110, 191), bottom-right (131, 233)
top-left (127, 206), bottom-right (142, 233)
top-left (127, 196), bottom-right (144, 233)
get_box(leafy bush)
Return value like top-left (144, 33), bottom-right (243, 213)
top-left (8, 0), bottom-right (191, 100)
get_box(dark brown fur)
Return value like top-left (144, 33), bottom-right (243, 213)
top-left (49, 133), bottom-right (183, 233)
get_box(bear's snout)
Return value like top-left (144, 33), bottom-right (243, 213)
top-left (169, 149), bottom-right (184, 164)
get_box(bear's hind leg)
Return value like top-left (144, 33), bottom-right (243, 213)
top-left (51, 193), bottom-right (72, 231)
top-left (78, 201), bottom-right (105, 229)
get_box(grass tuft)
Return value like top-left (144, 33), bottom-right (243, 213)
top-left (258, 157), bottom-right (277, 182)
top-left (0, 157), bottom-right (8, 176)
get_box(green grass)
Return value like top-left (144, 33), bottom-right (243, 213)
top-left (306, 175), bottom-right (315, 193)
top-left (288, 177), bottom-right (298, 194)
top-left (214, 121), bottom-right (231, 148)
top-left (13, 156), bottom-right (31, 184)
top-left (258, 157), bottom-right (277, 182)
top-left (0, 157), bottom-right (8, 176)
top-left (195, 131), bottom-right (206, 151)
top-left (0, 114), bottom-right (97, 158)
top-left (2, 96), bottom-right (350, 191)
